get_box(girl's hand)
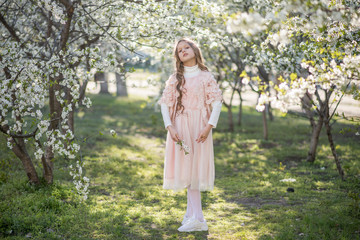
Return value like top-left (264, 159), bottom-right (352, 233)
top-left (196, 124), bottom-right (213, 143)
top-left (167, 125), bottom-right (181, 142)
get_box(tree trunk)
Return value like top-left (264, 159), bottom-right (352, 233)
top-left (49, 82), bottom-right (63, 130)
top-left (11, 137), bottom-right (40, 184)
top-left (95, 72), bottom-right (109, 94)
top-left (227, 106), bottom-right (234, 132)
top-left (267, 102), bottom-right (274, 121)
top-left (262, 108), bottom-right (268, 140)
top-left (307, 115), bottom-right (324, 162)
top-left (115, 72), bottom-right (128, 96)
top-left (1, 111), bottom-right (40, 184)
top-left (301, 93), bottom-right (315, 129)
top-left (256, 65), bottom-right (272, 136)
top-left (323, 98), bottom-right (345, 180)
top-left (237, 91), bottom-right (243, 126)
top-left (79, 76), bottom-right (90, 106)
top-left (42, 146), bottom-right (54, 184)
top-left (46, 78), bottom-right (63, 184)
top-left (68, 107), bottom-right (74, 133)
top-left (66, 86), bottom-right (75, 133)
top-left (324, 119), bottom-right (345, 180)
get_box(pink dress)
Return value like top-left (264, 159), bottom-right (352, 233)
top-left (157, 70), bottom-right (223, 192)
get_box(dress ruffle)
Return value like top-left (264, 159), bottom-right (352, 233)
top-left (158, 72), bottom-right (223, 108)
top-left (157, 74), bottom-right (177, 107)
top-left (204, 74), bottom-right (223, 105)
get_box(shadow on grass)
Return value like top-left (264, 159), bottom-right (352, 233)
top-left (211, 107), bottom-right (360, 239)
top-left (1, 93), bottom-right (359, 239)
top-left (64, 94), bottom-right (360, 239)
top-left (70, 94), bottom-right (211, 239)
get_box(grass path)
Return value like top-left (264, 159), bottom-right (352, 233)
top-left (0, 94), bottom-right (359, 239)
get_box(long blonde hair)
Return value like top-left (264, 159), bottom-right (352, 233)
top-left (173, 38), bottom-right (208, 120)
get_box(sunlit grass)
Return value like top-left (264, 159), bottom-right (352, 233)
top-left (0, 93), bottom-right (359, 239)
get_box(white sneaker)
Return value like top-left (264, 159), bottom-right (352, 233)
top-left (177, 218), bottom-right (208, 232)
top-left (181, 215), bottom-right (194, 225)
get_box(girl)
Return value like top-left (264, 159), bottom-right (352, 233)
top-left (157, 38), bottom-right (223, 232)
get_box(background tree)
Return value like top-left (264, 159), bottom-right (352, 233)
top-left (0, 0), bottom-right (223, 186)
top-left (228, 0), bottom-right (360, 179)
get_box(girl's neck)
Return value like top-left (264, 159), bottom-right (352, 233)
top-left (184, 64), bottom-right (200, 78)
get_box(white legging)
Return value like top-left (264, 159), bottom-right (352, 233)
top-left (185, 186), bottom-right (205, 222)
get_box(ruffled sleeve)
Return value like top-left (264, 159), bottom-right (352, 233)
top-left (157, 74), bottom-right (177, 107)
top-left (205, 73), bottom-right (223, 105)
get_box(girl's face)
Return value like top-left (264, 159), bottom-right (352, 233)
top-left (177, 41), bottom-right (196, 64)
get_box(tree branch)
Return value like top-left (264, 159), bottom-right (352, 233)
top-left (0, 12), bottom-right (21, 42)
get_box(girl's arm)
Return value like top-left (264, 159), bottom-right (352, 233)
top-left (208, 100), bottom-right (222, 128)
top-left (160, 103), bottom-right (172, 129)
top-left (196, 100), bottom-right (222, 143)
top-left (160, 103), bottom-right (181, 142)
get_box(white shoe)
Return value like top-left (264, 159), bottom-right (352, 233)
top-left (178, 218), bottom-right (208, 232)
top-left (181, 215), bottom-right (194, 225)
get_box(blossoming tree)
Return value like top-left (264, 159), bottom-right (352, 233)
top-left (227, 0), bottom-right (360, 179)
top-left (0, 0), bottom-right (225, 204)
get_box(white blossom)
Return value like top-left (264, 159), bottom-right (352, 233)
top-left (69, 160), bottom-right (89, 202)
top-left (280, 178), bottom-right (296, 182)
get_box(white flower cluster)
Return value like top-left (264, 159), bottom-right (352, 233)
top-left (256, 76), bottom-right (317, 113)
top-left (82, 97), bottom-right (92, 109)
top-left (36, 120), bottom-right (51, 140)
top-left (269, 29), bottom-right (290, 47)
top-left (7, 138), bottom-right (13, 150)
top-left (0, 40), bottom-right (84, 160)
top-left (227, 12), bottom-right (267, 37)
top-left (32, 128), bottom-right (80, 160)
top-left (69, 160), bottom-right (90, 202)
top-left (176, 140), bottom-right (191, 155)
top-left (37, 0), bottom-right (66, 24)
top-left (34, 148), bottom-right (44, 160)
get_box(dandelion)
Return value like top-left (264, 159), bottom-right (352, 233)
top-left (110, 129), bottom-right (117, 137)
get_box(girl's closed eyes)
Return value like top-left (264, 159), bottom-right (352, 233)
top-left (179, 46), bottom-right (189, 53)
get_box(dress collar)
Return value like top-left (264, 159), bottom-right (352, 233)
top-left (184, 64), bottom-right (200, 73)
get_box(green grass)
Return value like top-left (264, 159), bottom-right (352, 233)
top-left (0, 93), bottom-right (359, 239)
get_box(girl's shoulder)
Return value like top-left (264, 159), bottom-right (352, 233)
top-left (199, 70), bottom-right (215, 82)
top-left (166, 73), bottom-right (177, 85)
top-left (202, 70), bottom-right (212, 77)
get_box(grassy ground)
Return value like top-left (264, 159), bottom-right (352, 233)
top-left (0, 93), bottom-right (359, 239)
